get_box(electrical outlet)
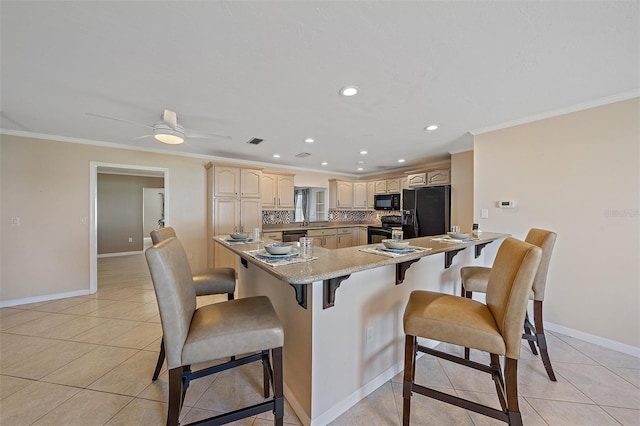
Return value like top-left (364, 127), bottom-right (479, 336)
top-left (481, 209), bottom-right (489, 219)
top-left (128, 237), bottom-right (133, 243)
top-left (11, 217), bottom-right (21, 226)
top-left (187, 252), bottom-right (193, 260)
top-left (80, 217), bottom-right (87, 224)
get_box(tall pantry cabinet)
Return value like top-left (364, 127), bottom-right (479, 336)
top-left (206, 163), bottom-right (262, 269)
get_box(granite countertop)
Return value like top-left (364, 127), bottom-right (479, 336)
top-left (214, 232), bottom-right (508, 285)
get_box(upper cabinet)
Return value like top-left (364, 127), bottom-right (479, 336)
top-left (329, 180), bottom-right (353, 209)
top-left (427, 169), bottom-right (450, 186)
top-left (407, 169), bottom-right (451, 187)
top-left (367, 182), bottom-right (376, 209)
top-left (352, 182), bottom-right (368, 210)
top-left (375, 178), bottom-right (401, 194)
top-left (213, 165), bottom-right (262, 198)
top-left (261, 172), bottom-right (294, 210)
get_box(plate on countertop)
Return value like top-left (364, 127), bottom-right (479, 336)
top-left (255, 249), bottom-right (299, 259)
top-left (378, 246), bottom-right (415, 254)
top-left (226, 237), bottom-right (253, 242)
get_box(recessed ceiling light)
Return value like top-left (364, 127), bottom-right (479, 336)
top-left (357, 167), bottom-right (363, 171)
top-left (360, 150), bottom-right (368, 155)
top-left (398, 159), bottom-right (405, 163)
top-left (273, 154), bottom-right (280, 158)
top-left (304, 138), bottom-right (314, 143)
top-left (340, 86), bottom-right (359, 97)
top-left (425, 124), bottom-right (439, 131)
top-left (321, 162), bottom-right (328, 166)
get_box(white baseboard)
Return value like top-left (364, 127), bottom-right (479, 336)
top-left (97, 250), bottom-right (144, 258)
top-left (0, 288), bottom-right (93, 308)
top-left (545, 321), bottom-right (640, 358)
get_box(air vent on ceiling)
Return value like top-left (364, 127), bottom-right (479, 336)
top-left (295, 152), bottom-right (311, 158)
top-left (246, 137), bottom-right (264, 145)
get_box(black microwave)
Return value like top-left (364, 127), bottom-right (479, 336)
top-left (374, 193), bottom-right (400, 210)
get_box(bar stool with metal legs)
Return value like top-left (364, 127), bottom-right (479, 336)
top-left (403, 237), bottom-right (541, 425)
top-left (149, 226), bottom-right (236, 381)
top-left (146, 237), bottom-right (284, 426)
top-left (461, 228), bottom-right (557, 381)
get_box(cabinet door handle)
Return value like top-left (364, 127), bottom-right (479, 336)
top-left (273, 197), bottom-right (276, 205)
top-left (278, 198), bottom-right (281, 206)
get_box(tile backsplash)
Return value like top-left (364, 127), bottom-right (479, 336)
top-left (262, 210), bottom-right (401, 225)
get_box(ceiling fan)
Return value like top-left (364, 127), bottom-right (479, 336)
top-left (86, 109), bottom-right (232, 144)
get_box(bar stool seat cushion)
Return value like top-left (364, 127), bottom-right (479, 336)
top-left (404, 291), bottom-right (506, 356)
top-left (180, 296), bottom-right (284, 368)
top-left (193, 267), bottom-right (236, 296)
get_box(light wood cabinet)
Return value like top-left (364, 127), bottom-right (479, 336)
top-left (337, 227), bottom-right (355, 248)
top-left (427, 169), bottom-right (450, 186)
top-left (367, 182), bottom-right (376, 210)
top-left (329, 180), bottom-right (353, 209)
top-left (359, 226), bottom-right (369, 246)
top-left (263, 231), bottom-right (282, 242)
top-left (375, 178), bottom-right (401, 194)
top-left (407, 173), bottom-right (427, 188)
top-left (352, 182), bottom-right (368, 210)
top-left (261, 172), bottom-right (294, 210)
top-left (308, 228), bottom-right (338, 249)
top-left (213, 165), bottom-right (261, 198)
top-left (206, 163), bottom-right (262, 269)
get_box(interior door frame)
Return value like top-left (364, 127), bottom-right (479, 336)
top-left (89, 161), bottom-right (169, 294)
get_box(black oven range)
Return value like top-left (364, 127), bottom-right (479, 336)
top-left (367, 215), bottom-right (403, 244)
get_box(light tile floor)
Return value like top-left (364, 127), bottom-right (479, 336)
top-left (1, 253), bottom-right (638, 425)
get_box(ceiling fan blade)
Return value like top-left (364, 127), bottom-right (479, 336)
top-left (132, 134), bottom-right (154, 141)
top-left (162, 109), bottom-right (178, 130)
top-left (86, 112), bottom-right (154, 129)
top-left (186, 129), bottom-right (232, 140)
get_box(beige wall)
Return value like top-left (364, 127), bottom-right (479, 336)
top-left (450, 150), bottom-right (474, 232)
top-left (474, 98), bottom-right (639, 349)
top-left (0, 135), bottom-right (209, 302)
top-left (97, 174), bottom-right (163, 254)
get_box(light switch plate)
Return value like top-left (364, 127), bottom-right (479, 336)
top-left (481, 209), bottom-right (489, 219)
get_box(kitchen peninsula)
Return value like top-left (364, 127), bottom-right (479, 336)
top-left (215, 233), bottom-right (508, 425)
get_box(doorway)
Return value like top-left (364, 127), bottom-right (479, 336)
top-left (90, 162), bottom-right (169, 294)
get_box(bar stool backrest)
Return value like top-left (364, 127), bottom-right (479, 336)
top-left (150, 226), bottom-right (178, 244)
top-left (524, 229), bottom-right (557, 301)
top-left (486, 238), bottom-right (541, 358)
top-left (145, 237), bottom-right (196, 369)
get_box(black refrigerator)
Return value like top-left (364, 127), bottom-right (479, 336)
top-left (402, 185), bottom-right (450, 238)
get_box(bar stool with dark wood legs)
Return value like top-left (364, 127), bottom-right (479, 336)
top-left (403, 238), bottom-right (541, 425)
top-left (461, 228), bottom-right (557, 381)
top-left (149, 226), bottom-right (236, 381)
top-left (146, 237), bottom-right (284, 426)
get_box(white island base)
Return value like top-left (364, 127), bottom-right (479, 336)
top-left (237, 245), bottom-right (499, 425)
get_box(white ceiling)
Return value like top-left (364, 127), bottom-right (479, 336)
top-left (1, 1), bottom-right (638, 176)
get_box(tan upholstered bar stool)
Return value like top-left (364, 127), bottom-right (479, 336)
top-left (403, 238), bottom-right (541, 426)
top-left (146, 237), bottom-right (284, 426)
top-left (149, 226), bottom-right (236, 380)
top-left (461, 228), bottom-right (557, 381)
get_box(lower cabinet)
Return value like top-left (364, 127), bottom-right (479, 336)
top-left (308, 228), bottom-right (337, 249)
top-left (337, 227), bottom-right (355, 248)
top-left (263, 231), bottom-right (282, 242)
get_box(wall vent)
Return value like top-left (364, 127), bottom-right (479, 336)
top-left (295, 152), bottom-right (311, 158)
top-left (246, 137), bottom-right (264, 145)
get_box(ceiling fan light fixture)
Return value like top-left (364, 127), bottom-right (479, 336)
top-left (339, 86), bottom-right (359, 97)
top-left (154, 123), bottom-right (185, 144)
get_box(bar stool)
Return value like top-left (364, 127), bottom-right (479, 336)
top-left (149, 226), bottom-right (236, 381)
top-left (403, 238), bottom-right (541, 425)
top-left (461, 228), bottom-right (557, 381)
top-left (146, 237), bottom-right (284, 426)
